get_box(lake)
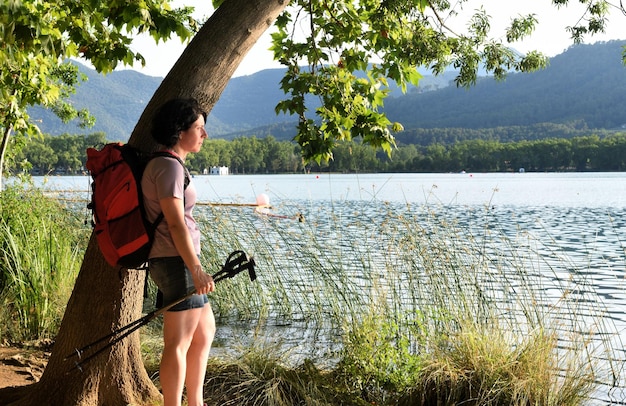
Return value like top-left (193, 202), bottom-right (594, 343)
top-left (40, 171), bottom-right (626, 207)
top-left (34, 172), bottom-right (626, 404)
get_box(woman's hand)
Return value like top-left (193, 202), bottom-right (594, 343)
top-left (192, 265), bottom-right (215, 294)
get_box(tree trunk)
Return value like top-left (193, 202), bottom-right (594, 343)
top-left (0, 124), bottom-right (13, 191)
top-left (0, 0), bottom-right (288, 404)
top-left (130, 0), bottom-right (289, 144)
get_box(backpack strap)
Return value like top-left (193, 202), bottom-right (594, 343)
top-left (151, 150), bottom-right (191, 189)
top-left (148, 151), bottom-right (191, 230)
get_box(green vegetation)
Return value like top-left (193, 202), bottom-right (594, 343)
top-left (0, 0), bottom-right (198, 190)
top-left (0, 184), bottom-right (615, 404)
top-left (0, 183), bottom-right (88, 341)
top-left (270, 0), bottom-right (552, 163)
top-left (11, 131), bottom-right (626, 175)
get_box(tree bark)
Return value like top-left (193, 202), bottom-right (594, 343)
top-left (0, 124), bottom-right (13, 191)
top-left (0, 0), bottom-right (288, 404)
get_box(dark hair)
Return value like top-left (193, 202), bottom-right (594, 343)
top-left (151, 98), bottom-right (207, 148)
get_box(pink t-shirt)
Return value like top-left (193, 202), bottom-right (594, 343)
top-left (141, 155), bottom-right (201, 258)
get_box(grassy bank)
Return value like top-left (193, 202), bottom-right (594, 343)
top-left (0, 184), bottom-right (615, 404)
top-left (0, 184), bottom-right (88, 342)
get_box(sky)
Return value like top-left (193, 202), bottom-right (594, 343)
top-left (125, 0), bottom-right (626, 78)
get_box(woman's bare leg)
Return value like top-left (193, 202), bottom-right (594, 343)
top-left (161, 308), bottom-right (203, 406)
top-left (185, 304), bottom-right (216, 406)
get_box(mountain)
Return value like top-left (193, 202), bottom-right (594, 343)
top-left (29, 65), bottom-right (299, 140)
top-left (29, 67), bottom-right (162, 141)
top-left (28, 62), bottom-right (455, 141)
top-left (384, 40), bottom-right (626, 131)
top-left (29, 40), bottom-right (626, 143)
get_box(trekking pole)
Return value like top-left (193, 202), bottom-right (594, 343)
top-left (65, 250), bottom-right (256, 372)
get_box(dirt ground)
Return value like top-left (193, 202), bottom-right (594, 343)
top-left (0, 345), bottom-right (49, 389)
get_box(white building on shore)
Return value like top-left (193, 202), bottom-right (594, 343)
top-left (206, 166), bottom-right (229, 175)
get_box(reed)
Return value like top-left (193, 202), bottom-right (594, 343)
top-left (191, 199), bottom-right (611, 404)
top-left (0, 185), bottom-right (87, 341)
top-left (203, 344), bottom-right (333, 406)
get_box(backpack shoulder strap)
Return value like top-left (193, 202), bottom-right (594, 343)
top-left (151, 151), bottom-right (190, 189)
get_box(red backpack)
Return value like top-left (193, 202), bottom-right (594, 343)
top-left (85, 143), bottom-right (187, 269)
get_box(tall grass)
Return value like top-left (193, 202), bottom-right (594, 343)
top-left (409, 321), bottom-right (593, 405)
top-left (0, 184), bottom-right (88, 341)
top-left (190, 199), bottom-right (615, 404)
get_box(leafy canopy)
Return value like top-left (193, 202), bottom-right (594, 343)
top-left (0, 0), bottom-right (197, 158)
top-left (269, 0), bottom-right (617, 163)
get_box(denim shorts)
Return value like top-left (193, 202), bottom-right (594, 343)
top-left (148, 256), bottom-right (208, 312)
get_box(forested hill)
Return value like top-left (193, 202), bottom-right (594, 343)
top-left (386, 40), bottom-right (626, 143)
top-left (29, 40), bottom-right (626, 144)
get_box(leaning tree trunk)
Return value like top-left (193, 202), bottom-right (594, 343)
top-left (0, 0), bottom-right (288, 404)
top-left (0, 124), bottom-right (13, 192)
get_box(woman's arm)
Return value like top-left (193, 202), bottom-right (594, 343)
top-left (160, 196), bottom-right (215, 294)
